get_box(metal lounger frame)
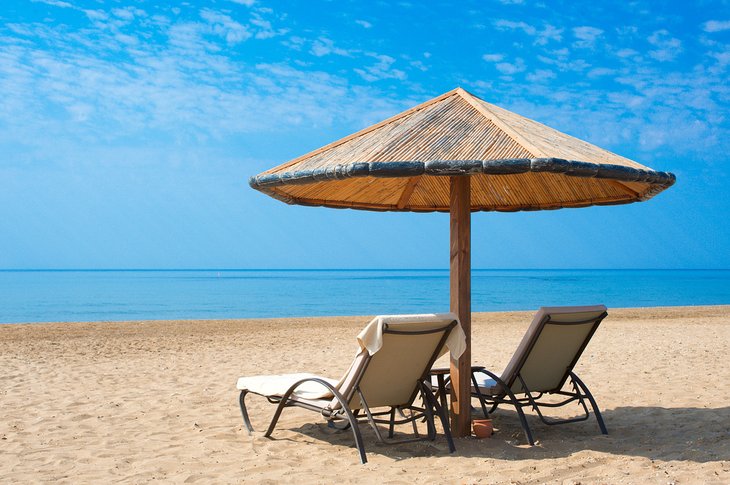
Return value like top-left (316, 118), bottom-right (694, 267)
top-left (238, 320), bottom-right (458, 464)
top-left (469, 311), bottom-right (609, 445)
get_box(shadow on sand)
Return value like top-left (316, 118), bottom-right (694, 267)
top-left (274, 405), bottom-right (730, 463)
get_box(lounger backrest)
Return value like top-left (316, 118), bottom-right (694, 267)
top-left (331, 318), bottom-right (456, 411)
top-left (501, 305), bottom-right (607, 394)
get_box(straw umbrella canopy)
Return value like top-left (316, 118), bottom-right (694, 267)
top-left (249, 87), bottom-right (675, 437)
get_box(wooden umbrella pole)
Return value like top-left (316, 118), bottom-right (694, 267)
top-left (449, 175), bottom-right (472, 438)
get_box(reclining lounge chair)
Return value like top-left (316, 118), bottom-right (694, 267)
top-left (469, 305), bottom-right (609, 445)
top-left (236, 313), bottom-right (466, 464)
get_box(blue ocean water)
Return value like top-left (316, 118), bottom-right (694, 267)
top-left (0, 269), bottom-right (728, 324)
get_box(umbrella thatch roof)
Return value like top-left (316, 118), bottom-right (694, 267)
top-left (250, 88), bottom-right (675, 212)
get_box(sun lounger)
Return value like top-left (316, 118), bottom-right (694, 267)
top-left (437, 305), bottom-right (608, 445)
top-left (236, 313), bottom-right (466, 464)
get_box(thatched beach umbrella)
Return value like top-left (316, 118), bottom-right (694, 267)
top-left (249, 88), bottom-right (675, 437)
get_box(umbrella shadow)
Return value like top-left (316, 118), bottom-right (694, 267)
top-left (278, 405), bottom-right (729, 463)
top-left (281, 420), bottom-right (458, 461)
top-left (459, 405), bottom-right (730, 463)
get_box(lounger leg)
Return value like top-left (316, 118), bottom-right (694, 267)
top-left (509, 397), bottom-right (534, 445)
top-left (420, 382), bottom-right (456, 453)
top-left (344, 409), bottom-right (368, 465)
top-left (470, 372), bottom-right (490, 418)
top-left (570, 372), bottom-right (608, 435)
top-left (511, 377), bottom-right (540, 445)
top-left (388, 408), bottom-right (396, 438)
top-left (264, 377), bottom-right (369, 464)
top-left (419, 391), bottom-right (436, 441)
top-left (349, 414), bottom-right (368, 464)
top-left (357, 389), bottom-right (387, 445)
top-left (410, 408), bottom-right (423, 438)
top-left (506, 377), bottom-right (535, 446)
top-left (473, 369), bottom-right (533, 445)
top-left (239, 391), bottom-right (254, 435)
top-left (437, 374), bottom-right (449, 412)
top-left (469, 369), bottom-right (499, 415)
top-left (263, 396), bottom-right (288, 438)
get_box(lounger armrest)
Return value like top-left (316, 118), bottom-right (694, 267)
top-left (279, 377), bottom-right (352, 414)
top-left (472, 368), bottom-right (509, 395)
top-left (473, 368), bottom-right (500, 380)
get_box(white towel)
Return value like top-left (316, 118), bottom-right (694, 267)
top-left (356, 312), bottom-right (466, 358)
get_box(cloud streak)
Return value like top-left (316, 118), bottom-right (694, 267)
top-left (647, 30), bottom-right (682, 62)
top-left (572, 26), bottom-right (603, 48)
top-left (703, 20), bottom-right (730, 32)
top-left (2, 1), bottom-right (728, 178)
top-left (0, 5), bottom-right (412, 169)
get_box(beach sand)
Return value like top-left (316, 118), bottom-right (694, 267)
top-left (1, 306), bottom-right (728, 484)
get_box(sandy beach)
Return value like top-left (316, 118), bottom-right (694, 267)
top-left (1, 305), bottom-right (728, 484)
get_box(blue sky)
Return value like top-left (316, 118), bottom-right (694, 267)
top-left (0, 0), bottom-right (728, 269)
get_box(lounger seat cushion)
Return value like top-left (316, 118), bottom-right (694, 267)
top-left (237, 373), bottom-right (339, 400)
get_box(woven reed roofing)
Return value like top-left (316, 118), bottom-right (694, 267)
top-left (250, 88), bottom-right (675, 212)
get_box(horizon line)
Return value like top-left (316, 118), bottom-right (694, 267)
top-left (0, 268), bottom-right (727, 272)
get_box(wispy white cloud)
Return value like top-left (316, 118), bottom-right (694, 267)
top-left (536, 25), bottom-right (563, 45)
top-left (482, 53), bottom-right (504, 62)
top-left (200, 9), bottom-right (251, 44)
top-left (354, 54), bottom-right (406, 82)
top-left (310, 37), bottom-right (353, 57)
top-left (0, 6), bottom-right (410, 164)
top-left (283, 35), bottom-right (306, 50)
top-left (3, 1), bottom-right (729, 180)
top-left (410, 60), bottom-right (428, 71)
top-left (526, 69), bottom-right (555, 82)
top-left (572, 26), bottom-right (603, 48)
top-left (606, 92), bottom-right (644, 109)
top-left (588, 67), bottom-right (615, 77)
top-left (111, 7), bottom-right (146, 20)
top-left (494, 19), bottom-right (562, 45)
top-left (710, 50), bottom-right (730, 69)
top-left (84, 9), bottom-right (109, 22)
top-left (648, 29), bottom-right (682, 61)
top-left (250, 14), bottom-right (282, 39)
top-left (494, 19), bottom-right (536, 35)
top-left (537, 48), bottom-right (591, 72)
top-left (32, 0), bottom-right (74, 8)
top-left (483, 51), bottom-right (527, 77)
top-left (703, 20), bottom-right (730, 32)
top-left (355, 20), bottom-right (372, 28)
top-left (615, 48), bottom-right (638, 58)
top-left (483, 48), bottom-right (730, 161)
top-left (495, 57), bottom-right (526, 75)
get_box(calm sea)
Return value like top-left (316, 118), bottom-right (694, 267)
top-left (0, 269), bottom-right (728, 324)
